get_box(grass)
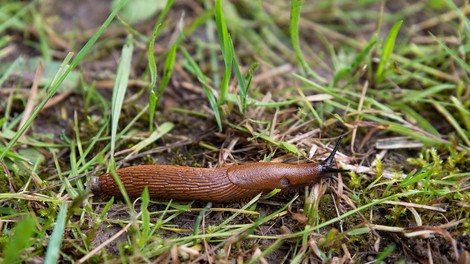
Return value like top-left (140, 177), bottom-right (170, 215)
top-left (0, 0), bottom-right (469, 263)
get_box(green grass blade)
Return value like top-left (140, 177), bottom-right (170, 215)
top-left (445, 0), bottom-right (470, 37)
top-left (110, 35), bottom-right (134, 160)
top-left (386, 123), bottom-right (444, 146)
top-left (376, 20), bottom-right (403, 82)
top-left (126, 122), bottom-right (174, 158)
top-left (193, 202), bottom-right (212, 244)
top-left (147, 0), bottom-right (175, 130)
top-left (182, 47), bottom-right (222, 130)
top-left (394, 103), bottom-right (440, 136)
top-left (284, 190), bottom-right (423, 238)
top-left (0, 53), bottom-right (71, 160)
top-left (214, 0), bottom-right (233, 105)
top-left (290, 0), bottom-right (326, 83)
top-left (44, 202), bottom-right (68, 264)
top-left (400, 166), bottom-right (432, 187)
top-left (232, 40), bottom-right (247, 115)
top-left (66, 142), bottom-right (80, 199)
top-left (75, 118), bottom-right (109, 168)
top-left (375, 244), bottom-right (396, 263)
top-left (147, 24), bottom-right (160, 131)
top-left (0, 0), bottom-right (128, 161)
top-left (152, 0), bottom-right (175, 39)
top-left (351, 36), bottom-right (377, 71)
top-left (431, 33), bottom-right (470, 73)
top-left (0, 57), bottom-right (22, 87)
top-left (400, 84), bottom-right (455, 103)
top-left (333, 36), bottom-right (377, 87)
top-left (33, 13), bottom-right (51, 62)
top-left (0, 1), bottom-right (34, 33)
top-left (432, 102), bottom-right (470, 146)
top-left (2, 216), bottom-right (36, 263)
top-left (109, 168), bottom-right (133, 208)
top-left (0, 146), bottom-right (29, 162)
top-left (156, 44), bottom-right (177, 107)
top-left (204, 1), bottom-right (220, 88)
top-left (450, 96), bottom-right (470, 131)
top-left (139, 188), bottom-right (150, 247)
top-left (233, 58), bottom-right (257, 116)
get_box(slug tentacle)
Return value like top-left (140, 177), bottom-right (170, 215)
top-left (321, 136), bottom-right (349, 174)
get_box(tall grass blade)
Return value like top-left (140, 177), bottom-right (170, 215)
top-left (376, 20), bottom-right (403, 82)
top-left (148, 0), bottom-right (175, 130)
top-left (156, 45), bottom-right (177, 107)
top-left (234, 58), bottom-right (257, 117)
top-left (44, 202), bottom-right (68, 264)
top-left (290, 0), bottom-right (326, 83)
top-left (139, 188), bottom-right (150, 247)
top-left (110, 35), bottom-right (134, 160)
top-left (214, 0), bottom-right (233, 105)
top-left (182, 47), bottom-right (222, 130)
top-left (431, 33), bottom-right (470, 73)
top-left (432, 102), bottom-right (470, 146)
top-left (147, 24), bottom-right (160, 131)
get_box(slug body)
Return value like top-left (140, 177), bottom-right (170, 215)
top-left (90, 137), bottom-right (347, 202)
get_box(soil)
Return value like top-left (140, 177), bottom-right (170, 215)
top-left (2, 0), bottom-right (469, 263)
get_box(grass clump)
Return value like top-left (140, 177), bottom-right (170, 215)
top-left (0, 0), bottom-right (469, 263)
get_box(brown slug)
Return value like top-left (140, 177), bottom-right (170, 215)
top-left (89, 137), bottom-right (348, 202)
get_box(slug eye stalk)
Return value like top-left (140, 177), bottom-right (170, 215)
top-left (321, 136), bottom-right (349, 173)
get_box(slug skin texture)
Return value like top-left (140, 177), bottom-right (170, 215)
top-left (90, 137), bottom-right (347, 202)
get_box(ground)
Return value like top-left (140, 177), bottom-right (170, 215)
top-left (0, 0), bottom-right (469, 263)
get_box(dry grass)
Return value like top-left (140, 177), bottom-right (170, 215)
top-left (0, 0), bottom-right (469, 263)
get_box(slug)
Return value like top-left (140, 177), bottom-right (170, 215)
top-left (90, 137), bottom-right (348, 202)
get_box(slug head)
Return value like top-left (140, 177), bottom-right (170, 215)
top-left (321, 136), bottom-right (349, 174)
top-left (227, 136), bottom-right (349, 191)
